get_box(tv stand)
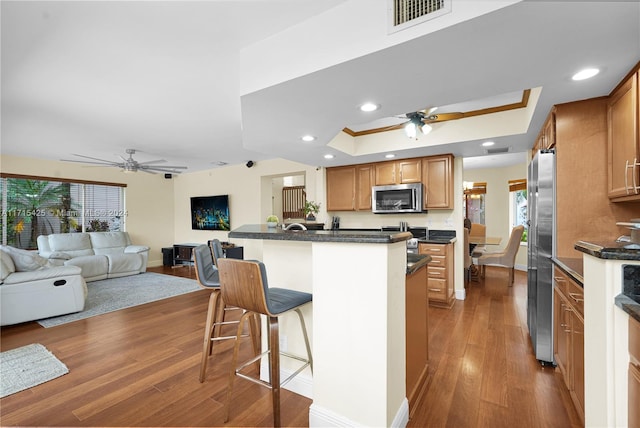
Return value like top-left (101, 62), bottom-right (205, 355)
top-left (170, 242), bottom-right (243, 268)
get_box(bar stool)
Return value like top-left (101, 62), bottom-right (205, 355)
top-left (193, 244), bottom-right (249, 383)
top-left (217, 258), bottom-right (313, 428)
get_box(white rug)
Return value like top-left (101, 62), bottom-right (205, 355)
top-left (1, 343), bottom-right (69, 398)
top-left (38, 272), bottom-right (200, 328)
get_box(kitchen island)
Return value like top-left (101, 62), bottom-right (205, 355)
top-left (228, 224), bottom-right (415, 427)
top-left (574, 240), bottom-right (640, 427)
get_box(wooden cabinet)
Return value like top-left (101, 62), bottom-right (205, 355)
top-left (356, 164), bottom-right (374, 210)
top-left (326, 154), bottom-right (453, 212)
top-left (630, 317), bottom-right (640, 428)
top-left (533, 109), bottom-right (556, 152)
top-left (553, 266), bottom-right (585, 423)
top-left (607, 70), bottom-right (640, 201)
top-left (405, 264), bottom-right (429, 417)
top-left (422, 154), bottom-right (453, 209)
top-left (419, 242), bottom-right (454, 308)
top-left (326, 166), bottom-right (356, 211)
top-left (374, 158), bottom-right (422, 185)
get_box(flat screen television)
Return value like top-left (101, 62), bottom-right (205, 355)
top-left (190, 195), bottom-right (230, 231)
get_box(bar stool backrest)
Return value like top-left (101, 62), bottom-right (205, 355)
top-left (218, 258), bottom-right (272, 316)
top-left (194, 244), bottom-right (220, 289)
top-left (208, 239), bottom-right (224, 266)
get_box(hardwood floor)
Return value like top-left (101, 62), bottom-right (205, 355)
top-left (0, 265), bottom-right (582, 427)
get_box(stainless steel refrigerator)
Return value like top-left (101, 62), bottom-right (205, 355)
top-left (527, 149), bottom-right (556, 365)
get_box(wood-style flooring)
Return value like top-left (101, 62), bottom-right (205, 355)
top-left (0, 265), bottom-right (582, 427)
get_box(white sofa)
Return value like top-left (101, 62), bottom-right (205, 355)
top-left (0, 246), bottom-right (87, 326)
top-left (37, 232), bottom-right (149, 282)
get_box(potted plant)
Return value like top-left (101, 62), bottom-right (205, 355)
top-left (303, 200), bottom-right (320, 222)
top-left (266, 215), bottom-right (279, 228)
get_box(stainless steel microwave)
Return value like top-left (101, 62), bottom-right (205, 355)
top-left (372, 183), bottom-right (424, 214)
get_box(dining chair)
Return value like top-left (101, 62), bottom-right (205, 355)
top-left (477, 225), bottom-right (525, 286)
top-left (463, 227), bottom-right (472, 285)
top-left (469, 223), bottom-right (487, 258)
top-left (217, 258), bottom-right (313, 428)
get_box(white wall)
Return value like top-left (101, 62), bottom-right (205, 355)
top-left (463, 161), bottom-right (528, 270)
top-left (1, 154), bottom-right (175, 267)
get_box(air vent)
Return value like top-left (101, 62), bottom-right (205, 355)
top-left (486, 147), bottom-right (511, 154)
top-left (388, 0), bottom-right (451, 33)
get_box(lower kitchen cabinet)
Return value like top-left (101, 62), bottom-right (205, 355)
top-left (405, 264), bottom-right (429, 418)
top-left (630, 316), bottom-right (640, 428)
top-left (553, 266), bottom-right (585, 423)
top-left (419, 242), bottom-right (454, 308)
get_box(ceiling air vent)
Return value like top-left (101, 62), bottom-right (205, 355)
top-left (388, 0), bottom-right (451, 33)
top-left (486, 147), bottom-right (511, 155)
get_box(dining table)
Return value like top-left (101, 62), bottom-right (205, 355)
top-left (469, 235), bottom-right (502, 281)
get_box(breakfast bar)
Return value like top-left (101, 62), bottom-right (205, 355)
top-left (229, 224), bottom-right (415, 427)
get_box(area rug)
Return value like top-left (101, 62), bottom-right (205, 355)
top-left (1, 343), bottom-right (69, 398)
top-left (38, 272), bottom-right (200, 328)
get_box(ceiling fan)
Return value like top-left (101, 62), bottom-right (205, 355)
top-left (61, 149), bottom-right (188, 174)
top-left (397, 109), bottom-right (465, 138)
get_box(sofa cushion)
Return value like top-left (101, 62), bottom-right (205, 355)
top-left (0, 246), bottom-right (48, 272)
top-left (106, 253), bottom-right (144, 274)
top-left (89, 232), bottom-right (131, 255)
top-left (0, 250), bottom-right (16, 281)
top-left (2, 265), bottom-right (83, 284)
top-left (65, 255), bottom-right (109, 280)
top-left (48, 233), bottom-right (94, 257)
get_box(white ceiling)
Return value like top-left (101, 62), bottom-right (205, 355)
top-left (2, 1), bottom-right (639, 173)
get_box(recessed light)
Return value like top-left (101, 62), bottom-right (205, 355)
top-left (360, 102), bottom-right (380, 112)
top-left (385, 154), bottom-right (395, 159)
top-left (301, 135), bottom-right (316, 142)
top-left (572, 68), bottom-right (600, 81)
top-left (324, 154), bottom-right (334, 159)
top-left (482, 141), bottom-right (495, 147)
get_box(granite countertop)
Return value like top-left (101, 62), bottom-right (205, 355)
top-left (417, 237), bottom-right (457, 244)
top-left (575, 240), bottom-right (640, 261)
top-left (406, 253), bottom-right (431, 275)
top-left (228, 224), bottom-right (412, 244)
top-left (552, 257), bottom-right (584, 285)
top-left (616, 295), bottom-right (640, 323)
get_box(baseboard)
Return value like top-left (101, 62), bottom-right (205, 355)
top-left (515, 263), bottom-right (527, 271)
top-left (309, 398), bottom-right (409, 427)
top-left (455, 288), bottom-right (466, 300)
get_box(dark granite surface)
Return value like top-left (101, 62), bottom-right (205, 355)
top-left (615, 294), bottom-right (640, 323)
top-left (552, 257), bottom-right (584, 285)
top-left (575, 240), bottom-right (640, 260)
top-left (229, 224), bottom-right (413, 244)
top-left (406, 253), bottom-right (431, 275)
top-left (417, 229), bottom-right (457, 244)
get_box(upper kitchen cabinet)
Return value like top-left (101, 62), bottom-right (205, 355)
top-left (533, 109), bottom-right (556, 152)
top-left (607, 69), bottom-right (640, 201)
top-left (326, 166), bottom-right (356, 211)
top-left (356, 164), bottom-right (374, 210)
top-left (422, 154), bottom-right (453, 210)
top-left (374, 158), bottom-right (422, 185)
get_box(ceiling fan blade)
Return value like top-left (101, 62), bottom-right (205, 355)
top-left (139, 165), bottom-right (188, 173)
top-left (61, 158), bottom-right (122, 167)
top-left (138, 159), bottom-right (167, 165)
top-left (67, 153), bottom-right (119, 164)
top-left (423, 112), bottom-right (465, 123)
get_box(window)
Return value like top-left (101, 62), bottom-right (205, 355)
top-left (1, 174), bottom-right (126, 249)
top-left (463, 181), bottom-right (486, 224)
top-left (509, 179), bottom-right (527, 242)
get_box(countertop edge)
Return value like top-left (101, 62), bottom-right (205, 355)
top-left (229, 225), bottom-right (413, 244)
top-left (575, 240), bottom-right (640, 261)
top-left (615, 294), bottom-right (640, 323)
top-left (551, 257), bottom-right (584, 285)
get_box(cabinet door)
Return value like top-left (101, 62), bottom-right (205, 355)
top-left (608, 72), bottom-right (639, 199)
top-left (554, 287), bottom-right (571, 387)
top-left (326, 166), bottom-right (356, 211)
top-left (544, 111), bottom-right (556, 149)
top-left (572, 312), bottom-right (585, 418)
top-left (422, 155), bottom-right (453, 209)
top-left (375, 162), bottom-right (396, 185)
top-left (398, 159), bottom-right (422, 183)
top-left (630, 363), bottom-right (640, 428)
top-left (356, 164), bottom-right (374, 210)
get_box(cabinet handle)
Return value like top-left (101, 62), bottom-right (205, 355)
top-left (633, 158), bottom-right (639, 194)
top-left (626, 159), bottom-right (631, 195)
top-left (554, 276), bottom-right (566, 284)
top-left (429, 288), bottom-right (442, 292)
top-left (569, 292), bottom-right (584, 302)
